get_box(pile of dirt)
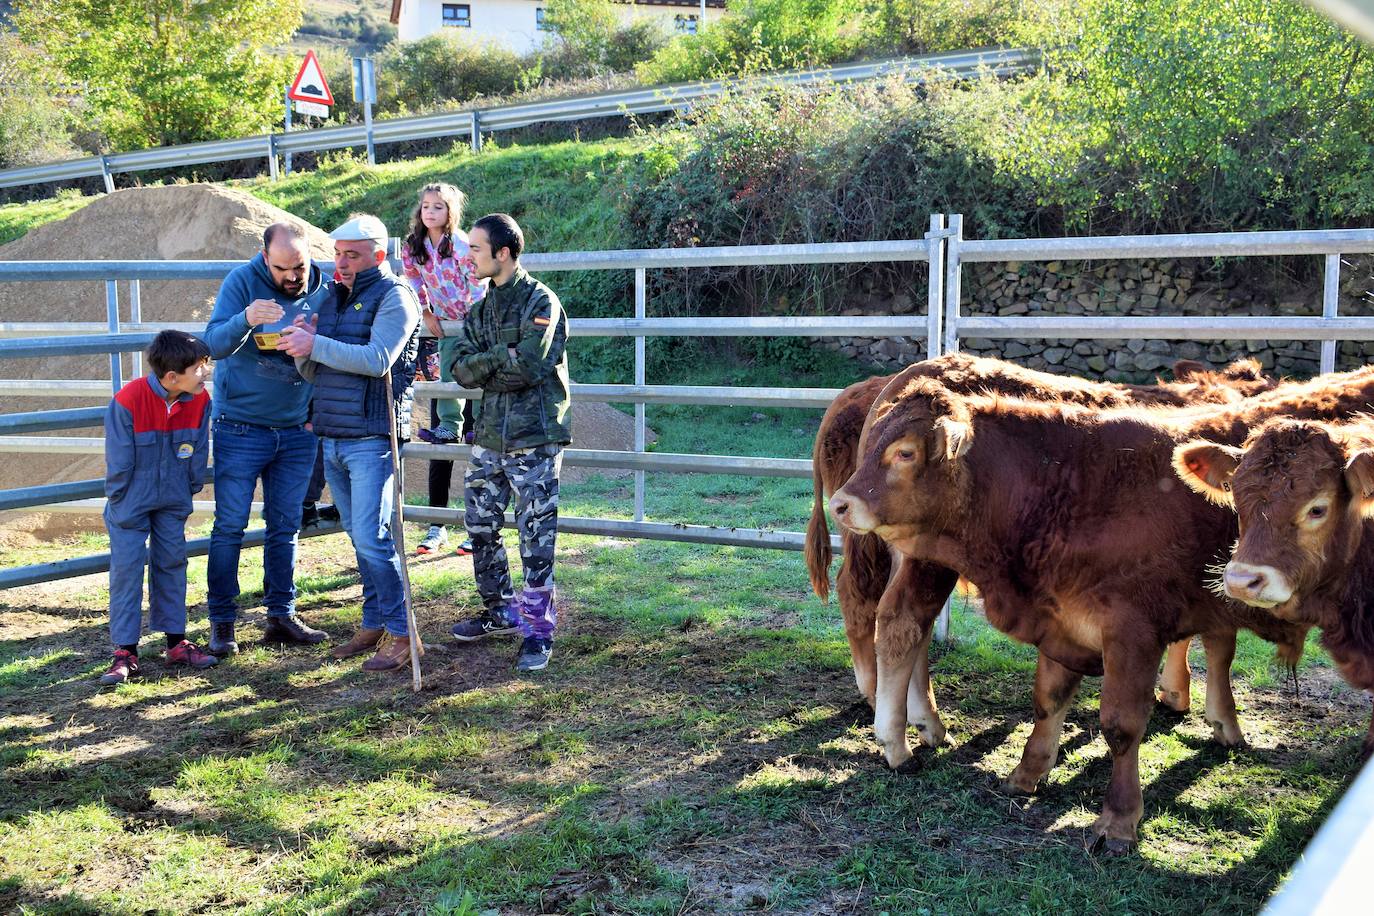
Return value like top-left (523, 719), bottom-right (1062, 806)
top-left (1, 185), bottom-right (334, 540)
top-left (1, 185), bottom-right (654, 544)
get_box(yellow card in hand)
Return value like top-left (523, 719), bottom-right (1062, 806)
top-left (253, 331), bottom-right (282, 350)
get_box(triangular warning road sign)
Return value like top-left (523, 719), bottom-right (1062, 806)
top-left (288, 51), bottom-right (334, 106)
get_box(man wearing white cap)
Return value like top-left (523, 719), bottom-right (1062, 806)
top-left (277, 213), bottom-right (423, 672)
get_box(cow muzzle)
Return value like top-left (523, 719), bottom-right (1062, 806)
top-left (1223, 561), bottom-right (1294, 608)
top-left (829, 489), bottom-right (879, 534)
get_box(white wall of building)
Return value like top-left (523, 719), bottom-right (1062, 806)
top-left (396, 0), bottom-right (726, 54)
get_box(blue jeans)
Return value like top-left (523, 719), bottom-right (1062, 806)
top-left (207, 419), bottom-right (317, 623)
top-left (323, 436), bottom-right (409, 637)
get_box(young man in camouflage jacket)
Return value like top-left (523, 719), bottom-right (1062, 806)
top-left (447, 213), bottom-right (572, 672)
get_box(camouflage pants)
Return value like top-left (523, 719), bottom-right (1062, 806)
top-left (464, 442), bottom-right (562, 617)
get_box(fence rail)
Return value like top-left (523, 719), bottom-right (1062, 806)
top-left (0, 48), bottom-right (1036, 193)
top-left (3, 223), bottom-right (1374, 914)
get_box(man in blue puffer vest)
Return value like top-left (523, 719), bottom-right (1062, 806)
top-left (278, 213), bottom-right (423, 673)
top-left (202, 222), bottom-right (331, 655)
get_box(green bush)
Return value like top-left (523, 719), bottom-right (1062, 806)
top-left (860, 0), bottom-right (1031, 55)
top-left (0, 36), bottom-right (79, 167)
top-left (375, 32), bottom-right (526, 112)
top-left (623, 78), bottom-right (1037, 315)
top-left (636, 0), bottom-right (861, 84)
top-left (1010, 0), bottom-right (1374, 231)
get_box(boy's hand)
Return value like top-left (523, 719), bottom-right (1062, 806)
top-left (244, 299), bottom-right (285, 326)
top-left (276, 314), bottom-right (318, 358)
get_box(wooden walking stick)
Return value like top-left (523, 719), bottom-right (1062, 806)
top-left (383, 368), bottom-right (423, 692)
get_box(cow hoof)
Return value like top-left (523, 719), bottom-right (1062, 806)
top-left (998, 777), bottom-right (1037, 798)
top-left (1089, 833), bottom-right (1136, 857)
top-left (1155, 689), bottom-right (1190, 713)
top-left (880, 744), bottom-right (914, 770)
top-left (894, 755), bottom-right (924, 776)
top-left (1208, 719), bottom-right (1247, 748)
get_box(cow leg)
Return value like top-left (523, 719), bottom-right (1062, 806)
top-left (1002, 652), bottom-right (1082, 794)
top-left (1156, 637), bottom-right (1193, 712)
top-left (1201, 631), bottom-right (1246, 747)
top-left (874, 637), bottom-right (920, 768)
top-left (907, 624), bottom-right (947, 748)
top-left (874, 556), bottom-right (957, 759)
top-left (871, 557), bottom-right (956, 767)
top-left (836, 560), bottom-right (879, 707)
top-left (1091, 641), bottom-right (1159, 855)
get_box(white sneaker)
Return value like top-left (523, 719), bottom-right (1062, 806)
top-left (416, 525), bottom-right (449, 555)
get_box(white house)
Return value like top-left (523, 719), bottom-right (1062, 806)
top-left (389, 0), bottom-right (728, 54)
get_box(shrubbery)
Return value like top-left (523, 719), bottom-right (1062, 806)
top-left (0, 35), bottom-right (79, 168)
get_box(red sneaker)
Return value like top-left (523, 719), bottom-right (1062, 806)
top-left (166, 640), bottom-right (219, 670)
top-left (98, 649), bottom-right (140, 686)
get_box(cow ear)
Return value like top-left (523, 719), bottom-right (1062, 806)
top-left (1344, 450), bottom-right (1374, 516)
top-left (931, 417), bottom-right (973, 462)
top-left (1173, 440), bottom-right (1242, 505)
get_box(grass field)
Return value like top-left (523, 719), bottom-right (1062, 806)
top-left (2, 354), bottom-right (1371, 914)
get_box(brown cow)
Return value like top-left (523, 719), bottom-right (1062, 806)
top-left (805, 353), bottom-right (1280, 748)
top-left (1175, 417), bottom-right (1374, 756)
top-left (828, 369), bottom-right (1374, 852)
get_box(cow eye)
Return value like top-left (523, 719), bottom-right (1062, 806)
top-left (1308, 505), bottom-right (1327, 520)
top-left (894, 448), bottom-right (916, 462)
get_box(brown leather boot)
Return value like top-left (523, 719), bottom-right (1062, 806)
top-left (330, 627), bottom-right (383, 660)
top-left (362, 634), bottom-right (423, 672)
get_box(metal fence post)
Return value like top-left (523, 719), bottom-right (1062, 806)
top-left (99, 157), bottom-right (114, 194)
top-left (1322, 253), bottom-right (1340, 374)
top-left (267, 136), bottom-right (279, 182)
top-left (129, 280), bottom-right (142, 379)
top-left (634, 267), bottom-right (646, 522)
top-left (941, 214), bottom-right (964, 357)
top-left (934, 213), bottom-right (964, 643)
top-left (925, 214), bottom-right (946, 360)
top-left (105, 281), bottom-right (121, 394)
top-left (471, 111), bottom-right (482, 153)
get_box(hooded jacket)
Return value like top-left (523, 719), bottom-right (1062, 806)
top-left (202, 252), bottom-right (328, 428)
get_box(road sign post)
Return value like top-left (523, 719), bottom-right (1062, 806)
top-left (352, 57), bottom-right (377, 166)
top-left (282, 86), bottom-right (292, 178)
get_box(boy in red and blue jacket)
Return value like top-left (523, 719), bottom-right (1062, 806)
top-left (99, 331), bottom-right (217, 686)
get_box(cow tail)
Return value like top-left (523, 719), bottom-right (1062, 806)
top-left (806, 459), bottom-right (833, 602)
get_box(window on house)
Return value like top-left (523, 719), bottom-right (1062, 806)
top-left (674, 14), bottom-right (699, 34)
top-left (442, 3), bottom-right (471, 27)
top-left (536, 7), bottom-right (549, 30)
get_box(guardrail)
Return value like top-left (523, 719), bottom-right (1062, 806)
top-left (0, 47), bottom-right (1037, 192)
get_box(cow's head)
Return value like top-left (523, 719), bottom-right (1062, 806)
top-left (829, 377), bottom-right (973, 550)
top-left (1174, 419), bottom-right (1374, 617)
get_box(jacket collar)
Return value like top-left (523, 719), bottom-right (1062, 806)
top-left (145, 373), bottom-right (194, 405)
top-left (492, 266), bottom-right (527, 294)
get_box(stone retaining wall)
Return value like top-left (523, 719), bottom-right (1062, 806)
top-left (816, 257), bottom-right (1374, 379)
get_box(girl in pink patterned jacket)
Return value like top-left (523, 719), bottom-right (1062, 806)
top-left (401, 182), bottom-right (487, 555)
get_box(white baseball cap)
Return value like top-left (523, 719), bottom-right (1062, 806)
top-left (330, 214), bottom-right (388, 243)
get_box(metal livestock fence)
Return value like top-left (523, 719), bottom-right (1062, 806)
top-left (2, 220), bottom-right (1374, 912)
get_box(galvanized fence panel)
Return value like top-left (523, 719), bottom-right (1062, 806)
top-left (3, 222), bottom-right (1374, 910)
